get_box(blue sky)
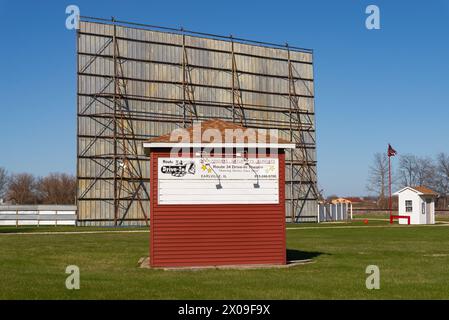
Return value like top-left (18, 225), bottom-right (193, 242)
top-left (0, 0), bottom-right (448, 196)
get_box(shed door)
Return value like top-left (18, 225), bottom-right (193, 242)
top-left (426, 199), bottom-right (432, 224)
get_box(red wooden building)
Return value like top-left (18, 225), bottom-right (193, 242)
top-left (143, 119), bottom-right (295, 267)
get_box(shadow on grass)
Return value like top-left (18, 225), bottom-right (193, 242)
top-left (0, 226), bottom-right (149, 234)
top-left (0, 226), bottom-right (41, 234)
top-left (286, 249), bottom-right (327, 261)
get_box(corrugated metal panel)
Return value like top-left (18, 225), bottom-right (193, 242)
top-left (150, 151), bottom-right (286, 267)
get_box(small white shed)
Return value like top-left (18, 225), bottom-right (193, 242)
top-left (393, 186), bottom-right (438, 225)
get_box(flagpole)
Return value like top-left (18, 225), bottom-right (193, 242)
top-left (389, 153), bottom-right (392, 224)
top-left (387, 144), bottom-right (397, 224)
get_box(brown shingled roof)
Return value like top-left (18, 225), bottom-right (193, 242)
top-left (412, 186), bottom-right (438, 196)
top-left (147, 119), bottom-right (293, 145)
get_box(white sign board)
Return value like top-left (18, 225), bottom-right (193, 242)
top-left (157, 157), bottom-right (279, 205)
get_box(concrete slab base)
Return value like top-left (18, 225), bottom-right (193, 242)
top-left (138, 257), bottom-right (315, 271)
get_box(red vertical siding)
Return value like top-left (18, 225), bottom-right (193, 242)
top-left (150, 151), bottom-right (286, 267)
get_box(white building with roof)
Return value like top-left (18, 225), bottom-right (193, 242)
top-left (393, 186), bottom-right (438, 225)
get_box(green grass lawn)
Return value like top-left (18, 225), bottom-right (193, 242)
top-left (1, 220), bottom-right (449, 299)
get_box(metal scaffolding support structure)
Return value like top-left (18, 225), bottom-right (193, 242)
top-left (286, 45), bottom-right (319, 222)
top-left (180, 31), bottom-right (199, 127)
top-left (76, 16), bottom-right (318, 225)
top-left (230, 37), bottom-right (247, 126)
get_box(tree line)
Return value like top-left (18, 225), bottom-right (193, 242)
top-left (0, 167), bottom-right (76, 205)
top-left (367, 152), bottom-right (449, 208)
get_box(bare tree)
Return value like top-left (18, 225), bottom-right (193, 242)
top-left (434, 153), bottom-right (449, 208)
top-left (366, 152), bottom-right (389, 207)
top-left (397, 154), bottom-right (417, 186)
top-left (435, 153), bottom-right (449, 191)
top-left (397, 154), bottom-right (436, 188)
top-left (6, 173), bottom-right (39, 204)
top-left (37, 173), bottom-right (76, 204)
top-left (0, 167), bottom-right (8, 200)
top-left (415, 156), bottom-right (437, 187)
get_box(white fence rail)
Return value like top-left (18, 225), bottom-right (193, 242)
top-left (0, 205), bottom-right (76, 226)
top-left (317, 203), bottom-right (352, 223)
top-left (1, 204), bottom-right (352, 226)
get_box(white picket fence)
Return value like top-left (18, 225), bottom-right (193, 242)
top-left (0, 205), bottom-right (77, 226)
top-left (317, 203), bottom-right (353, 223)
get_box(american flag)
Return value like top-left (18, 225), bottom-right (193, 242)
top-left (388, 144), bottom-right (397, 157)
